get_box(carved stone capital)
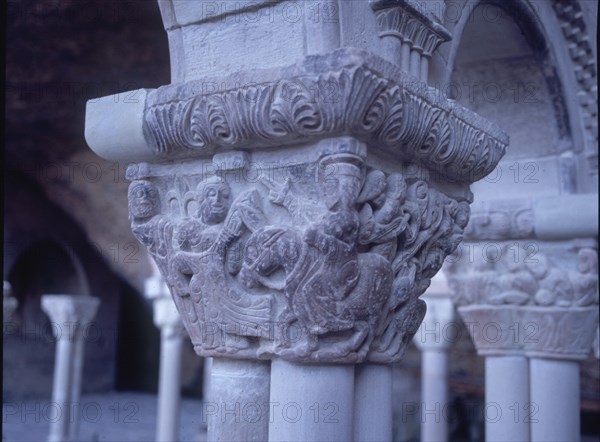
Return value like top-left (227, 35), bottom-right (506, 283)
top-left (125, 134), bottom-right (492, 364)
top-left (87, 45), bottom-right (506, 364)
top-left (446, 239), bottom-right (599, 359)
top-left (40, 295), bottom-right (100, 340)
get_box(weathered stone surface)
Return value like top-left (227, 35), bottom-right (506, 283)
top-left (125, 135), bottom-right (482, 364)
top-left (140, 49), bottom-right (506, 184)
top-left (86, 1), bottom-right (507, 366)
top-left (447, 239), bottom-right (599, 359)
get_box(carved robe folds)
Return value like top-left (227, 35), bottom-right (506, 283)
top-left (116, 48), bottom-right (508, 365)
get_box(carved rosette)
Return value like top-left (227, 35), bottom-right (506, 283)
top-left (446, 240), bottom-right (599, 360)
top-left (125, 50), bottom-right (507, 364)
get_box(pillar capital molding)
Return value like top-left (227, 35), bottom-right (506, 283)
top-left (371, 0), bottom-right (450, 58)
top-left (87, 49), bottom-right (506, 184)
top-left (41, 295), bottom-right (100, 339)
top-left (85, 6), bottom-right (507, 365)
top-left (446, 239), bottom-right (599, 360)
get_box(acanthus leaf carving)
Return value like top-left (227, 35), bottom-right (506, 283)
top-left (142, 50), bottom-right (507, 184)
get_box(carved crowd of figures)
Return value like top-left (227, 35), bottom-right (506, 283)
top-left (447, 243), bottom-right (599, 308)
top-left (128, 144), bottom-right (471, 363)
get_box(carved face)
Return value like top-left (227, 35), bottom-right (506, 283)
top-left (320, 162), bottom-right (363, 210)
top-left (454, 202), bottom-right (471, 230)
top-left (129, 181), bottom-right (160, 220)
top-left (577, 249), bottom-right (598, 274)
top-left (200, 181), bottom-right (231, 224)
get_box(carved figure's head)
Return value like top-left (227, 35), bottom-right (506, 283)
top-left (198, 176), bottom-right (231, 224)
top-left (129, 180), bottom-right (160, 221)
top-left (454, 201), bottom-right (471, 230)
top-left (318, 154), bottom-right (365, 210)
top-left (577, 248), bottom-right (598, 274)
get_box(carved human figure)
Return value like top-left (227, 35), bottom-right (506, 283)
top-left (129, 180), bottom-right (160, 221)
top-left (129, 180), bottom-right (173, 271)
top-left (171, 181), bottom-right (271, 352)
top-left (571, 248), bottom-right (599, 306)
top-left (493, 248), bottom-right (537, 305)
top-left (358, 171), bottom-right (410, 260)
top-left (175, 176), bottom-right (233, 253)
top-left (528, 254), bottom-right (574, 307)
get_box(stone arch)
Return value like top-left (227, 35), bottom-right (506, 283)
top-left (4, 238), bottom-right (89, 399)
top-left (439, 0), bottom-right (597, 193)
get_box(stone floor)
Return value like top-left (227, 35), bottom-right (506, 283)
top-left (2, 392), bottom-right (207, 442)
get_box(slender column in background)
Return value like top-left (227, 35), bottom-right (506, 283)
top-left (41, 295), bottom-right (99, 442)
top-left (485, 356), bottom-right (530, 441)
top-left (530, 359), bottom-right (580, 442)
top-left (413, 292), bottom-right (455, 442)
top-left (145, 273), bottom-right (186, 442)
top-left (448, 240), bottom-right (598, 442)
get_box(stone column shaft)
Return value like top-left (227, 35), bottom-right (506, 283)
top-left (421, 350), bottom-right (448, 442)
top-left (3, 281), bottom-right (18, 323)
top-left (269, 360), bottom-right (354, 442)
top-left (207, 359), bottom-right (270, 442)
top-left (41, 295), bottom-right (99, 442)
top-left (530, 359), bottom-right (580, 442)
top-left (413, 294), bottom-right (455, 442)
top-left (145, 275), bottom-right (186, 442)
top-left (157, 329), bottom-right (183, 442)
top-left (354, 364), bottom-right (393, 442)
top-left (485, 356), bottom-right (529, 442)
top-left (48, 337), bottom-right (75, 442)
